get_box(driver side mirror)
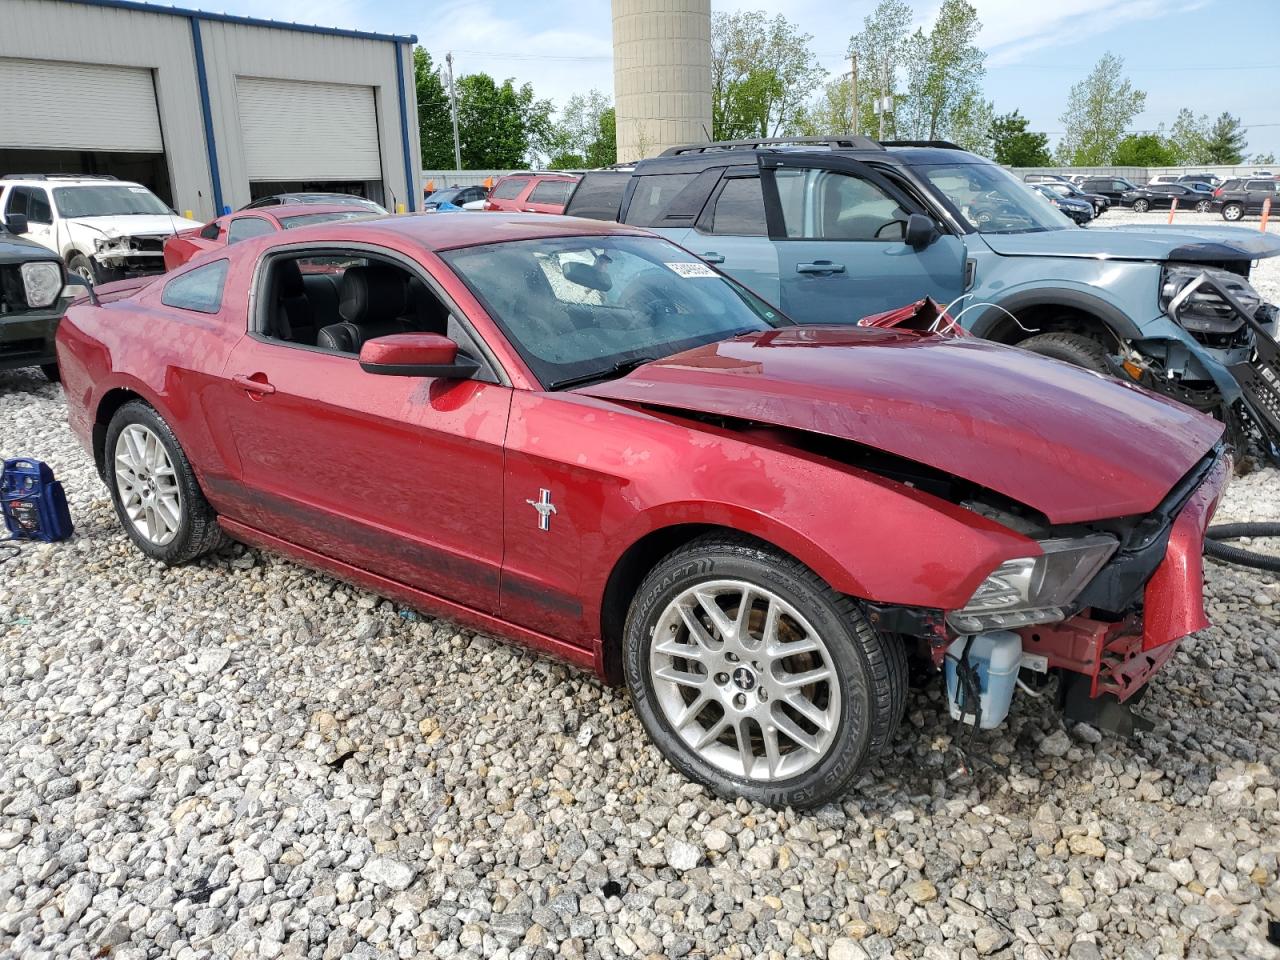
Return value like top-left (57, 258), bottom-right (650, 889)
top-left (4, 213), bottom-right (28, 235)
top-left (904, 213), bottom-right (939, 251)
top-left (359, 332), bottom-right (479, 379)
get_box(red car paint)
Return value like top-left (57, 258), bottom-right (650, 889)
top-left (56, 213), bottom-right (1224, 696)
top-left (162, 204), bottom-right (374, 271)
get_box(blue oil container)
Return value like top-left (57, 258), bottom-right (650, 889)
top-left (946, 631), bottom-right (1023, 729)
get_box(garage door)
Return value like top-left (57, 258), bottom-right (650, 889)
top-left (0, 58), bottom-right (162, 152)
top-left (236, 77), bottom-right (381, 182)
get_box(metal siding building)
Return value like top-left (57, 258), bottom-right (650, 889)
top-left (0, 0), bottom-right (421, 218)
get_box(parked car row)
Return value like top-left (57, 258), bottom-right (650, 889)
top-left (1024, 170), bottom-right (1280, 222)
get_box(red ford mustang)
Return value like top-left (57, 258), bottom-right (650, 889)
top-left (57, 214), bottom-right (1226, 807)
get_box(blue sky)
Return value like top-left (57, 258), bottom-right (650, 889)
top-left (218, 0), bottom-right (1280, 159)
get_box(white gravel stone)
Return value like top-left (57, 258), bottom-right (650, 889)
top-left (360, 857), bottom-right (415, 891)
top-left (663, 839), bottom-right (701, 871)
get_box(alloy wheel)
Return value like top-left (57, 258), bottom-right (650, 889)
top-left (114, 423), bottom-right (183, 546)
top-left (648, 579), bottom-right (841, 781)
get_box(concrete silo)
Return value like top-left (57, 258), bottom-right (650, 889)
top-left (611, 0), bottom-right (713, 163)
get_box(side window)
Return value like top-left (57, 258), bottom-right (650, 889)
top-left (227, 216), bottom-right (275, 244)
top-left (6, 187), bottom-right (52, 224)
top-left (491, 178), bottom-right (529, 200)
top-left (199, 221), bottom-right (222, 240)
top-left (704, 177), bottom-right (766, 236)
top-left (529, 180), bottom-right (574, 205)
top-left (624, 174), bottom-right (698, 226)
top-left (773, 168), bottom-right (907, 241)
top-left (162, 260), bottom-right (230, 314)
top-left (1112, 181), bottom-right (1130, 192)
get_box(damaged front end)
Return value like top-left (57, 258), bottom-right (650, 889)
top-left (873, 445), bottom-right (1230, 736)
top-left (91, 234), bottom-right (169, 278)
top-left (1119, 264), bottom-right (1280, 463)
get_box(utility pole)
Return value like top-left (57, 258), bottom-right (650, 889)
top-left (877, 58), bottom-right (891, 140)
top-left (850, 52), bottom-right (858, 136)
top-left (445, 51), bottom-right (462, 171)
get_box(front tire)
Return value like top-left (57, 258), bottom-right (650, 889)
top-left (1222, 202), bottom-right (1244, 222)
top-left (1132, 198), bottom-right (1150, 213)
top-left (1195, 199), bottom-right (1211, 213)
top-left (40, 363), bottom-right (60, 383)
top-left (1020, 331), bottom-right (1110, 372)
top-left (67, 253), bottom-right (98, 284)
top-left (623, 534), bottom-right (907, 808)
top-left (104, 400), bottom-right (225, 564)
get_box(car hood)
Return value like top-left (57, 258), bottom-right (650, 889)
top-left (980, 223), bottom-right (1280, 262)
top-left (67, 214), bottom-right (204, 238)
top-left (577, 326), bottom-right (1223, 524)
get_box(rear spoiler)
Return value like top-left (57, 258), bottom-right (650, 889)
top-left (67, 274), bottom-right (158, 307)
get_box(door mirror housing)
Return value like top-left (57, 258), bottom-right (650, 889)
top-left (359, 333), bottom-right (478, 379)
top-left (4, 213), bottom-right (28, 235)
top-left (904, 213), bottom-right (939, 250)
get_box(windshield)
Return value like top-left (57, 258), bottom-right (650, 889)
top-left (918, 162), bottom-right (1073, 234)
top-left (279, 211), bottom-right (376, 229)
top-left (442, 234), bottom-right (789, 389)
top-left (53, 185), bottom-right (171, 218)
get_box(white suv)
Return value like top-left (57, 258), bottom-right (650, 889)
top-left (0, 175), bottom-right (201, 282)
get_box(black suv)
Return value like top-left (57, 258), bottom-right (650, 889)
top-left (1212, 178), bottom-right (1279, 221)
top-left (1078, 176), bottom-right (1141, 202)
top-left (1, 212), bottom-right (69, 381)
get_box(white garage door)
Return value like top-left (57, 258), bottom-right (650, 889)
top-left (236, 77), bottom-right (381, 182)
top-left (0, 58), bottom-right (162, 152)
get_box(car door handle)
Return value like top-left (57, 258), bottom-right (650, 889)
top-left (700, 252), bottom-right (726, 264)
top-left (796, 261), bottom-right (845, 274)
top-left (232, 373), bottom-right (275, 396)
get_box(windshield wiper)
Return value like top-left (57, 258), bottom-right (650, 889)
top-left (547, 356), bottom-right (658, 391)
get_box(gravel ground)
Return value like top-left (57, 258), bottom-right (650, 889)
top-left (2, 217), bottom-right (1279, 960)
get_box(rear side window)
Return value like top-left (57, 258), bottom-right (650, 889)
top-left (162, 259), bottom-right (229, 314)
top-left (227, 216), bottom-right (275, 244)
top-left (563, 172), bottom-right (629, 221)
top-left (625, 174), bottom-right (698, 226)
top-left (706, 177), bottom-right (766, 235)
top-left (1246, 180), bottom-right (1276, 191)
top-left (491, 178), bottom-right (529, 200)
top-left (529, 180), bottom-right (574, 205)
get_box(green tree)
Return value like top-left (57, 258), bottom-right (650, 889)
top-left (1254, 152), bottom-right (1277, 165)
top-left (898, 0), bottom-right (986, 143)
top-left (414, 48), bottom-right (456, 169)
top-left (990, 109), bottom-right (1052, 166)
top-left (1204, 112), bottom-right (1247, 164)
top-left (712, 10), bottom-right (825, 139)
top-left (1056, 53), bottom-right (1146, 165)
top-left (796, 72), bottom-right (856, 136)
top-left (546, 90), bottom-right (616, 169)
top-left (1113, 133), bottom-right (1177, 166)
top-left (846, 0), bottom-right (913, 136)
top-left (1169, 108), bottom-right (1211, 165)
top-left (455, 73), bottom-right (553, 168)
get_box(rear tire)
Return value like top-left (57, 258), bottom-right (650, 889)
top-left (1020, 331), bottom-right (1110, 373)
top-left (1132, 199), bottom-right (1150, 213)
top-left (104, 400), bottom-right (226, 565)
top-left (1195, 199), bottom-right (1211, 213)
top-left (1222, 202), bottom-right (1244, 222)
top-left (623, 533), bottom-right (907, 808)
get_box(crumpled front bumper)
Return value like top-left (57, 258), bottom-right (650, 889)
top-left (1016, 454), bottom-right (1229, 702)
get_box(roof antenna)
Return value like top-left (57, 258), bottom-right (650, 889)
top-left (701, 122), bottom-right (712, 142)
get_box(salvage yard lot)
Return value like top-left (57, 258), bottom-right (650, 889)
top-left (1, 209), bottom-right (1279, 960)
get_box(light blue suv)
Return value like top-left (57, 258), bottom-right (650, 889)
top-left (567, 137), bottom-right (1280, 455)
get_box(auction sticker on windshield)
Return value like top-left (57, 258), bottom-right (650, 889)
top-left (666, 261), bottom-right (719, 278)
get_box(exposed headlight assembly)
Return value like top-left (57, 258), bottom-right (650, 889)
top-left (94, 236), bottom-right (133, 254)
top-left (19, 261), bottom-right (63, 309)
top-left (1160, 263), bottom-right (1263, 335)
top-left (947, 535), bottom-right (1118, 634)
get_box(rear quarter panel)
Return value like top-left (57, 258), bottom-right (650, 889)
top-left (55, 257), bottom-right (249, 492)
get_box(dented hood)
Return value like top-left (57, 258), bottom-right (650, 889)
top-left (578, 326), bottom-right (1223, 524)
top-left (981, 223), bottom-right (1280, 262)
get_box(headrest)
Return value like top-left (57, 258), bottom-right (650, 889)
top-left (339, 264), bottom-right (408, 323)
top-left (277, 258), bottom-right (305, 297)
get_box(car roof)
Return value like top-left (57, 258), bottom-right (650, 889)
top-left (632, 144), bottom-right (993, 175)
top-left (264, 211), bottom-right (652, 253)
top-left (0, 175), bottom-right (145, 189)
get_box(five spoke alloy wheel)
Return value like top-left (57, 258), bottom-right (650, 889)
top-left (114, 423), bottom-right (183, 546)
top-left (649, 579), bottom-right (840, 781)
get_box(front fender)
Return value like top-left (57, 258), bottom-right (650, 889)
top-left (965, 280), bottom-right (1147, 342)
